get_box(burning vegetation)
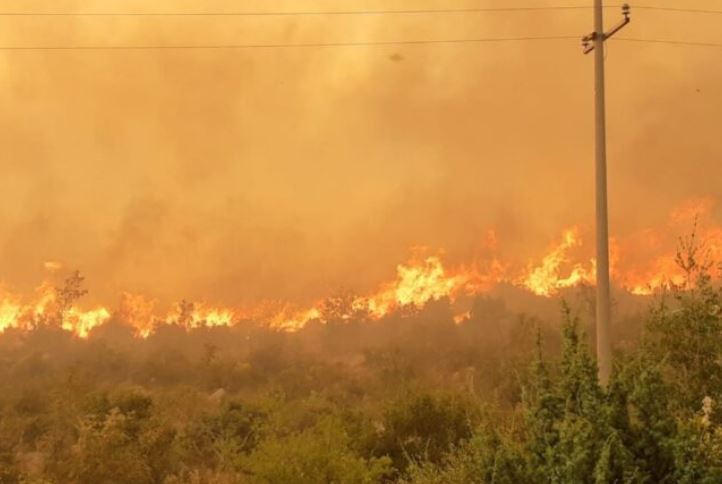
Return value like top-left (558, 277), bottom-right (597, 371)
top-left (0, 199), bottom-right (719, 339)
top-left (1, 221), bottom-right (722, 483)
top-left (1, 201), bottom-right (722, 482)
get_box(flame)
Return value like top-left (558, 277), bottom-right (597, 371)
top-left (0, 297), bottom-right (22, 332)
top-left (0, 282), bottom-right (111, 336)
top-left (1, 199), bottom-right (720, 338)
top-left (520, 228), bottom-right (595, 297)
top-left (615, 199), bottom-right (722, 295)
top-left (118, 293), bottom-right (157, 337)
top-left (364, 255), bottom-right (462, 318)
top-left (61, 307), bottom-right (112, 338)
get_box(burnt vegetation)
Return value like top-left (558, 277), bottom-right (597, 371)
top-left (1, 243), bottom-right (722, 483)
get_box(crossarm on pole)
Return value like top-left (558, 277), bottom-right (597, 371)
top-left (582, 4), bottom-right (630, 54)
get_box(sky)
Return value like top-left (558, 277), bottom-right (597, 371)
top-left (1, 0), bottom-right (721, 307)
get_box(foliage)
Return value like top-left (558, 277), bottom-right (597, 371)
top-left (2, 240), bottom-right (722, 482)
top-left (241, 416), bottom-right (391, 483)
top-left (645, 233), bottom-right (722, 410)
top-left (375, 391), bottom-right (477, 473)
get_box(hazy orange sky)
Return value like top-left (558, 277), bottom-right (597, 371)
top-left (1, 0), bottom-right (721, 306)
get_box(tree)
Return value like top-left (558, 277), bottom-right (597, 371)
top-left (523, 330), bottom-right (562, 482)
top-left (403, 419), bottom-right (527, 484)
top-left (67, 389), bottom-right (178, 483)
top-left (672, 397), bottom-right (722, 483)
top-left (621, 356), bottom-right (676, 482)
top-left (242, 416), bottom-right (391, 483)
top-left (555, 308), bottom-right (609, 482)
top-left (645, 232), bottom-right (722, 410)
top-left (376, 392), bottom-right (477, 474)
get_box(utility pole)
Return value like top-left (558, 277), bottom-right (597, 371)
top-left (582, 2), bottom-right (630, 386)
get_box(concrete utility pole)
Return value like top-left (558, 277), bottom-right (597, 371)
top-left (582, 2), bottom-right (630, 386)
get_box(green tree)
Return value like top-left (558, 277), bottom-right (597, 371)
top-left (555, 309), bottom-right (608, 482)
top-left (523, 331), bottom-right (562, 482)
top-left (242, 416), bottom-right (391, 483)
top-left (645, 234), bottom-right (722, 410)
top-left (376, 391), bottom-right (477, 474)
top-left (404, 421), bottom-right (527, 484)
top-left (668, 396), bottom-right (722, 484)
top-left (67, 389), bottom-right (179, 483)
top-left (180, 400), bottom-right (266, 473)
top-left (621, 356), bottom-right (676, 482)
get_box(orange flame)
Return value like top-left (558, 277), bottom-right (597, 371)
top-left (1, 199), bottom-right (720, 338)
top-left (520, 228), bottom-right (595, 297)
top-left (0, 282), bottom-right (111, 337)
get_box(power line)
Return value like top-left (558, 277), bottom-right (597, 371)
top-left (0, 36), bottom-right (580, 51)
top-left (0, 6), bottom-right (608, 17)
top-left (635, 6), bottom-right (722, 15)
top-left (2, 5), bottom-right (721, 19)
top-left (1, 36), bottom-right (721, 52)
top-left (1, 5), bottom-right (722, 18)
top-left (616, 37), bottom-right (722, 47)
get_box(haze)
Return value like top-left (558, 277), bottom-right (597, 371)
top-left (1, 0), bottom-right (721, 308)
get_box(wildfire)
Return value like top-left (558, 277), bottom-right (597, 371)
top-left (616, 198), bottom-right (722, 295)
top-left (0, 282), bottom-right (111, 337)
top-left (364, 255), bottom-right (463, 318)
top-left (520, 228), bottom-right (595, 297)
top-left (0, 200), bottom-right (720, 339)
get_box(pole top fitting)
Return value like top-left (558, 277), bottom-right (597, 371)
top-left (622, 4), bottom-right (631, 19)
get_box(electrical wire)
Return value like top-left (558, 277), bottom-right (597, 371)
top-left (634, 6), bottom-right (722, 15)
top-left (0, 36), bottom-right (580, 51)
top-left (1, 37), bottom-right (721, 52)
top-left (616, 37), bottom-right (722, 48)
top-left (1, 4), bottom-right (722, 17)
top-left (0, 6), bottom-right (602, 17)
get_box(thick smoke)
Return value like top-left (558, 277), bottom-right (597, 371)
top-left (1, 0), bottom-right (720, 308)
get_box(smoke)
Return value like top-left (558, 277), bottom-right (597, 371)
top-left (1, 0), bottom-right (721, 307)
